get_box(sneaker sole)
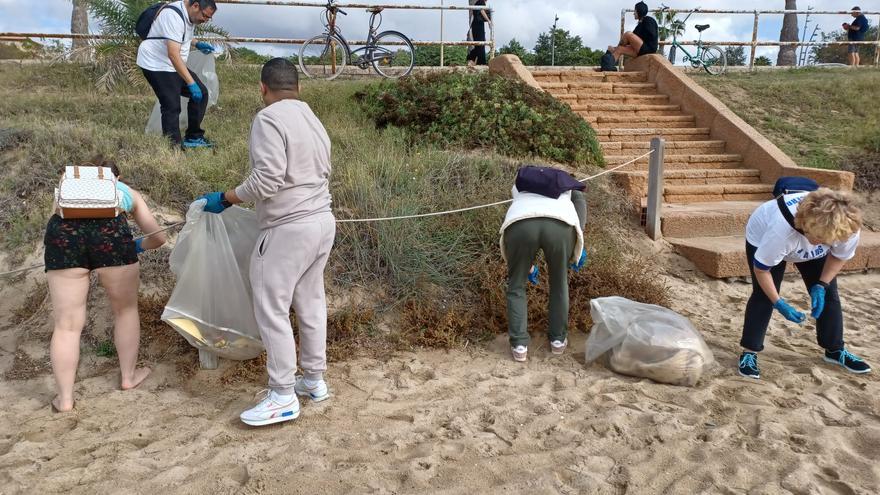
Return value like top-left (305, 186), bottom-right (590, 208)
top-left (822, 356), bottom-right (872, 374)
top-left (512, 355), bottom-right (527, 362)
top-left (295, 390), bottom-right (331, 402)
top-left (551, 347), bottom-right (566, 355)
top-left (240, 408), bottom-right (300, 426)
top-left (738, 370), bottom-right (760, 379)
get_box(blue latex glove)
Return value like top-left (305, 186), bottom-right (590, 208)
top-left (570, 248), bottom-right (587, 272)
top-left (195, 41), bottom-right (215, 54)
top-left (773, 298), bottom-right (806, 324)
top-left (134, 238), bottom-right (145, 254)
top-left (528, 265), bottom-right (539, 285)
top-left (187, 82), bottom-right (203, 103)
top-left (809, 283), bottom-right (827, 319)
top-left (199, 192), bottom-right (227, 214)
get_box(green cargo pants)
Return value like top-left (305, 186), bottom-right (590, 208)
top-left (503, 217), bottom-right (576, 348)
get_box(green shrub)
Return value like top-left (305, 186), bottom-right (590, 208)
top-left (355, 72), bottom-right (602, 167)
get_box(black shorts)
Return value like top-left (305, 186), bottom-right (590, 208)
top-left (44, 214), bottom-right (139, 271)
top-left (848, 44), bottom-right (861, 54)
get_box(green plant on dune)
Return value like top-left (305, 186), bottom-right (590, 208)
top-left (86, 0), bottom-right (229, 90)
top-left (355, 71), bottom-right (602, 167)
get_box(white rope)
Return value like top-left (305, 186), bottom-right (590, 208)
top-left (0, 150), bottom-right (652, 277)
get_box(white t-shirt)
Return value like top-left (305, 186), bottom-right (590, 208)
top-left (745, 192), bottom-right (860, 267)
top-left (136, 1), bottom-right (193, 72)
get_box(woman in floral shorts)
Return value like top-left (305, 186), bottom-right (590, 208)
top-left (43, 157), bottom-right (167, 412)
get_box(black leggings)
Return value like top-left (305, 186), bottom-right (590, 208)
top-left (468, 21), bottom-right (487, 65)
top-left (741, 242), bottom-right (844, 352)
top-left (142, 68), bottom-right (208, 145)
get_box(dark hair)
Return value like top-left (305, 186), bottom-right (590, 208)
top-left (84, 154), bottom-right (120, 177)
top-left (851, 6), bottom-right (861, 11)
top-left (192, 0), bottom-right (217, 10)
top-left (261, 58), bottom-right (299, 92)
top-left (635, 1), bottom-right (649, 19)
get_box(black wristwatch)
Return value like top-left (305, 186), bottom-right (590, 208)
top-left (220, 192), bottom-right (233, 208)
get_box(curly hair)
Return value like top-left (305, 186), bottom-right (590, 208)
top-left (794, 188), bottom-right (862, 244)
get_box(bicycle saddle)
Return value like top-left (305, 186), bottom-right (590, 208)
top-left (695, 24), bottom-right (710, 32)
top-left (367, 6), bottom-right (384, 13)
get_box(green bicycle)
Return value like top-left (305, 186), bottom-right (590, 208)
top-left (664, 7), bottom-right (727, 75)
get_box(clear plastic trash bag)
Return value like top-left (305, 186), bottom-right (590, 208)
top-left (161, 200), bottom-right (263, 360)
top-left (145, 51), bottom-right (220, 134)
top-left (585, 297), bottom-right (715, 387)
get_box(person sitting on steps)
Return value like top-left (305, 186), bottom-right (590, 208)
top-left (608, 1), bottom-right (659, 64)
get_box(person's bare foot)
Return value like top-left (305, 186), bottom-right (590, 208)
top-left (121, 366), bottom-right (152, 390)
top-left (51, 396), bottom-right (74, 413)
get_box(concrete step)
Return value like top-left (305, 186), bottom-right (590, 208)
top-left (604, 153), bottom-right (742, 165)
top-left (531, 70), bottom-right (648, 83)
top-left (618, 169), bottom-right (762, 188)
top-left (663, 183), bottom-right (774, 203)
top-left (539, 81), bottom-right (659, 95)
top-left (621, 161), bottom-right (747, 171)
top-left (660, 201), bottom-right (762, 238)
top-left (595, 128), bottom-right (712, 143)
top-left (572, 103), bottom-right (681, 114)
top-left (551, 93), bottom-right (670, 105)
top-left (611, 82), bottom-right (659, 94)
top-left (594, 120), bottom-right (696, 130)
top-left (597, 115), bottom-right (694, 125)
top-left (601, 140), bottom-right (727, 154)
top-left (668, 232), bottom-right (880, 278)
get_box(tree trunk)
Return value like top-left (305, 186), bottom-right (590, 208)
top-left (70, 0), bottom-right (91, 62)
top-left (777, 0), bottom-right (798, 66)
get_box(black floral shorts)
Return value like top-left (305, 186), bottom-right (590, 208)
top-left (44, 214), bottom-right (138, 271)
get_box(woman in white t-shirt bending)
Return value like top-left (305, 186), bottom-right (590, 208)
top-left (738, 188), bottom-right (870, 379)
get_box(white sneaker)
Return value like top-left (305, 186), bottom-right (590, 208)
top-left (294, 375), bottom-right (330, 402)
top-left (550, 339), bottom-right (568, 355)
top-left (511, 345), bottom-right (528, 362)
top-left (240, 389), bottom-right (300, 427)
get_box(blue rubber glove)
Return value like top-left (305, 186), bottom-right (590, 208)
top-left (195, 41), bottom-right (215, 54)
top-left (134, 238), bottom-right (145, 254)
top-left (809, 283), bottom-right (828, 319)
top-left (570, 248), bottom-right (587, 272)
top-left (199, 192), bottom-right (227, 214)
top-left (528, 265), bottom-right (539, 285)
top-left (773, 298), bottom-right (806, 324)
top-left (187, 82), bottom-right (203, 103)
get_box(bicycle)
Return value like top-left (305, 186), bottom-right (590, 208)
top-left (663, 7), bottom-right (727, 75)
top-left (299, 0), bottom-right (415, 80)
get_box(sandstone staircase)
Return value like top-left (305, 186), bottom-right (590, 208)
top-left (527, 66), bottom-right (880, 278)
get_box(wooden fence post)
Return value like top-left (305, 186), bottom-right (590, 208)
top-left (749, 12), bottom-right (759, 70)
top-left (646, 137), bottom-right (666, 241)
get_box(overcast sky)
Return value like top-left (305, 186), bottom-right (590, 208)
top-left (0, 0), bottom-right (872, 62)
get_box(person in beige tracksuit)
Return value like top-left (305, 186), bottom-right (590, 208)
top-left (198, 58), bottom-right (335, 426)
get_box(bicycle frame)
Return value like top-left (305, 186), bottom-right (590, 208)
top-left (668, 9), bottom-right (706, 66)
top-left (322, 3), bottom-right (392, 66)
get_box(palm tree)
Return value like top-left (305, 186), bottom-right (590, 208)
top-left (777, 0), bottom-right (799, 66)
top-left (654, 6), bottom-right (685, 59)
top-left (87, 0), bottom-right (229, 90)
top-left (70, 0), bottom-right (91, 62)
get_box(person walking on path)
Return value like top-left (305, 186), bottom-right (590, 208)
top-left (198, 58), bottom-right (335, 427)
top-left (137, 0), bottom-right (218, 149)
top-left (467, 0), bottom-right (492, 66)
top-left (44, 157), bottom-right (166, 412)
top-left (738, 188), bottom-right (871, 380)
top-left (500, 166), bottom-right (587, 362)
top-left (843, 6), bottom-right (870, 66)
top-left (608, 1), bottom-right (658, 63)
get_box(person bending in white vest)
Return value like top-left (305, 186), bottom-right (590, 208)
top-left (197, 58), bottom-right (336, 427)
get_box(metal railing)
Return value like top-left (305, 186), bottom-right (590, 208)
top-left (0, 0), bottom-right (495, 67)
top-left (620, 9), bottom-right (880, 69)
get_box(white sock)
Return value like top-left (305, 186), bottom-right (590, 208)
top-left (303, 377), bottom-right (322, 388)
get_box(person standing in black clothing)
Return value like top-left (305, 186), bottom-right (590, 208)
top-left (609, 1), bottom-right (658, 62)
top-left (467, 0), bottom-right (492, 66)
top-left (843, 6), bottom-right (870, 66)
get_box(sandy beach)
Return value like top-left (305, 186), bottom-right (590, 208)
top-left (1, 238), bottom-right (879, 495)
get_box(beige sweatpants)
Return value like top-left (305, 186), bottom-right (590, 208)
top-left (249, 212), bottom-right (336, 395)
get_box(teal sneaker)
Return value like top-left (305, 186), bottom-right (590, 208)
top-left (824, 348), bottom-right (871, 374)
top-left (182, 137), bottom-right (214, 149)
top-left (738, 352), bottom-right (760, 379)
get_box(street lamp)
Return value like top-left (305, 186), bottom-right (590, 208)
top-left (551, 14), bottom-right (559, 66)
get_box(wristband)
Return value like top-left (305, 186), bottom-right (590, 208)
top-left (816, 281), bottom-right (830, 290)
top-left (220, 192), bottom-right (232, 208)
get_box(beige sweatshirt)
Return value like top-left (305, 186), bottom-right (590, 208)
top-left (235, 99), bottom-right (333, 229)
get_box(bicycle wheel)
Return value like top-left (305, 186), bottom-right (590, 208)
top-left (369, 31), bottom-right (414, 78)
top-left (299, 34), bottom-right (348, 81)
top-left (700, 45), bottom-right (727, 75)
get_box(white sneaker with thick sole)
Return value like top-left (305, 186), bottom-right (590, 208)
top-left (511, 345), bottom-right (528, 362)
top-left (294, 375), bottom-right (330, 402)
top-left (550, 339), bottom-right (568, 355)
top-left (240, 390), bottom-right (300, 426)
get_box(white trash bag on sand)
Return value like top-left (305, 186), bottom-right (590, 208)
top-left (585, 297), bottom-right (714, 387)
top-left (161, 200), bottom-right (263, 360)
top-left (145, 51), bottom-right (220, 134)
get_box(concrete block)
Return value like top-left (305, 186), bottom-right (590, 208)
top-left (489, 55), bottom-right (544, 90)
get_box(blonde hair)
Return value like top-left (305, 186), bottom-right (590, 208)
top-left (794, 188), bottom-right (862, 243)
